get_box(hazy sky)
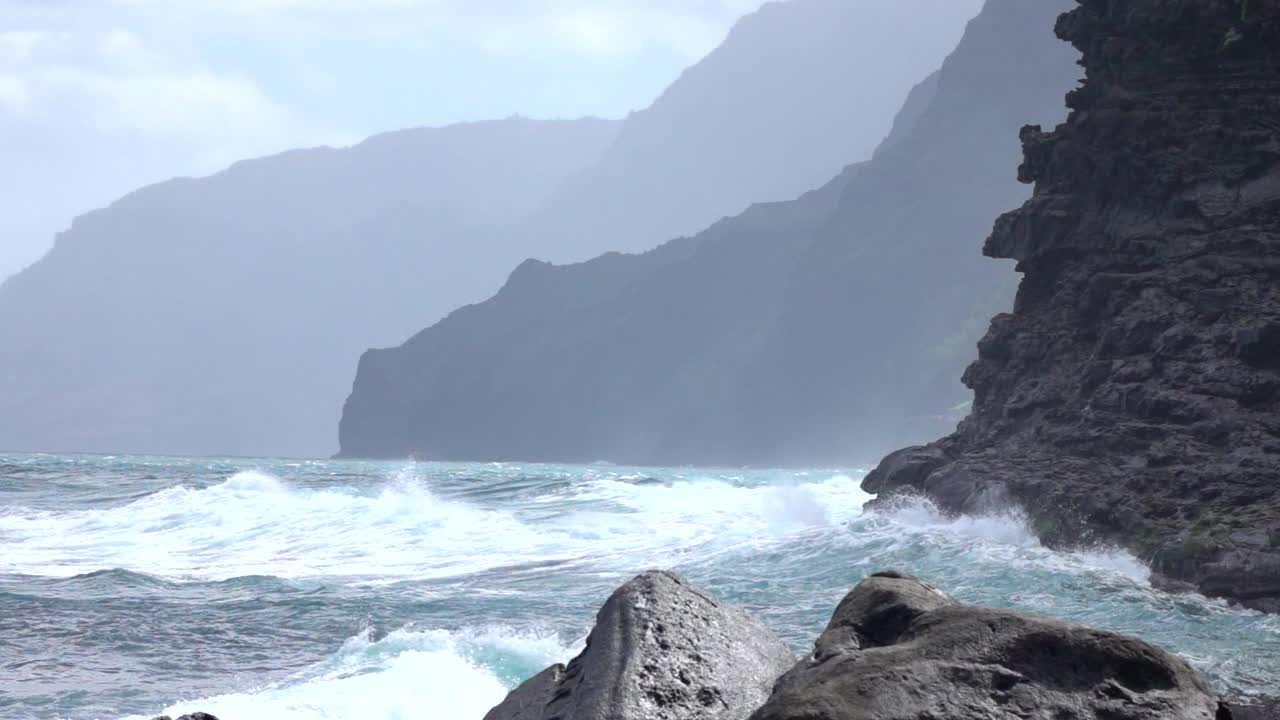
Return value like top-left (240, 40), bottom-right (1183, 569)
top-left (0, 0), bottom-right (774, 280)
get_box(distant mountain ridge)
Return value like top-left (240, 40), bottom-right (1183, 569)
top-left (525, 0), bottom-right (984, 264)
top-left (337, 0), bottom-right (1081, 466)
top-left (0, 0), bottom-right (975, 458)
top-left (0, 117), bottom-right (619, 458)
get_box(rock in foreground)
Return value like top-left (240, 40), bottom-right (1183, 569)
top-left (487, 571), bottom-right (1230, 720)
top-left (483, 570), bottom-right (795, 720)
top-left (752, 572), bottom-right (1223, 720)
top-left (1226, 697), bottom-right (1280, 720)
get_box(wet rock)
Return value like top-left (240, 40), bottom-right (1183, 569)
top-left (1225, 696), bottom-right (1280, 720)
top-left (482, 666), bottom-right (565, 720)
top-left (815, 571), bottom-right (953, 651)
top-left (1236, 321), bottom-right (1280, 368)
top-left (752, 572), bottom-right (1223, 720)
top-left (484, 571), bottom-right (794, 720)
top-left (864, 0), bottom-right (1280, 611)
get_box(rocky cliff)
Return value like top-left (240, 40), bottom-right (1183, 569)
top-left (864, 0), bottom-right (1280, 612)
top-left (337, 0), bottom-right (1080, 466)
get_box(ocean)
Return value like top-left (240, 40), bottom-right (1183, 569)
top-left (1, 453), bottom-right (1277, 719)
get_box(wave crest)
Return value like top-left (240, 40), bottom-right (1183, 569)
top-left (0, 468), bottom-right (872, 581)
top-left (130, 625), bottom-right (574, 720)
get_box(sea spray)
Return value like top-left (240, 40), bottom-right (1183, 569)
top-left (1, 453), bottom-right (1276, 719)
top-left (126, 627), bottom-right (576, 720)
top-left (0, 470), bottom-right (871, 581)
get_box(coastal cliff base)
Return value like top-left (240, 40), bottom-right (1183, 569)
top-left (864, 0), bottom-right (1280, 611)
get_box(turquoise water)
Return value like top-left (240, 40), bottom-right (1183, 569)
top-left (1, 453), bottom-right (1276, 719)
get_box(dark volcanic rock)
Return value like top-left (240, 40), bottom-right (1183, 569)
top-left (1226, 696), bottom-right (1280, 720)
top-left (151, 714), bottom-right (220, 720)
top-left (864, 0), bottom-right (1280, 611)
top-left (753, 572), bottom-right (1222, 720)
top-left (483, 571), bottom-right (794, 720)
top-left (482, 666), bottom-right (565, 720)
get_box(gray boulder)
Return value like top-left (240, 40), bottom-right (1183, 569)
top-left (484, 571), bottom-right (795, 720)
top-left (753, 571), bottom-right (1223, 720)
top-left (1226, 697), bottom-right (1280, 720)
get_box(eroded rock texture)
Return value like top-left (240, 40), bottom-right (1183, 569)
top-left (752, 572), bottom-right (1224, 720)
top-left (483, 571), bottom-right (794, 720)
top-left (1225, 696), bottom-right (1280, 720)
top-left (864, 0), bottom-right (1280, 611)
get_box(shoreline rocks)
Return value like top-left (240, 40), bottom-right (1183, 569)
top-left (753, 572), bottom-right (1222, 720)
top-left (483, 570), bottom-right (795, 720)
top-left (1226, 697), bottom-right (1280, 720)
top-left (486, 571), bottom-right (1233, 720)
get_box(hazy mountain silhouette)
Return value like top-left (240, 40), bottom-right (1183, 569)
top-left (0, 118), bottom-right (619, 458)
top-left (337, 0), bottom-right (1081, 466)
top-left (525, 0), bottom-right (983, 263)
top-left (0, 0), bottom-right (976, 458)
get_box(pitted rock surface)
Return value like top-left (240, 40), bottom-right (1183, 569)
top-left (1225, 696), bottom-right (1280, 720)
top-left (864, 0), bottom-right (1280, 611)
top-left (753, 572), bottom-right (1223, 720)
top-left (483, 571), bottom-right (794, 720)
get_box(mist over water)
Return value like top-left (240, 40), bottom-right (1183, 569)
top-left (1, 454), bottom-right (1277, 720)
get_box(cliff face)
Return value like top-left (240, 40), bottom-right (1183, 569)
top-left (865, 0), bottom-right (1280, 611)
top-left (337, 0), bottom-right (1080, 466)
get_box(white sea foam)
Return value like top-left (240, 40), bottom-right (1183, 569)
top-left (877, 497), bottom-right (1040, 547)
top-left (1, 470), bottom-right (557, 580)
top-left (12, 458), bottom-right (1280, 719)
top-left (0, 464), bottom-right (1153, 588)
top-left (868, 495), bottom-right (1153, 586)
top-left (120, 626), bottom-right (574, 720)
top-left (1068, 548), bottom-right (1151, 583)
top-left (0, 462), bottom-right (1150, 589)
top-left (0, 470), bottom-right (873, 581)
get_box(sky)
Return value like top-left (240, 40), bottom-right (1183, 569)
top-left (0, 0), bottom-right (772, 281)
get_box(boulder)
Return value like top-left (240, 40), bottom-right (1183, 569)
top-left (482, 666), bottom-right (565, 720)
top-left (752, 572), bottom-right (1224, 720)
top-left (484, 571), bottom-right (795, 720)
top-left (1225, 696), bottom-right (1280, 720)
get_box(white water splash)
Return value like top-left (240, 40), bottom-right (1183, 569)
top-left (867, 495), bottom-right (1152, 586)
top-left (0, 470), bottom-right (872, 581)
top-left (121, 627), bottom-right (574, 720)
